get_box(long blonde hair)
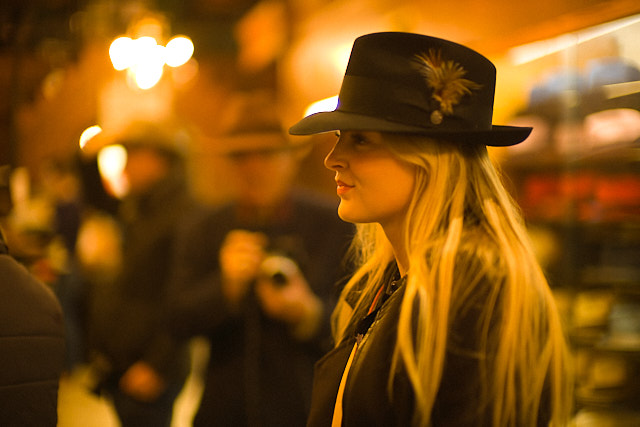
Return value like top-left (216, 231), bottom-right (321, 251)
top-left (331, 134), bottom-right (573, 426)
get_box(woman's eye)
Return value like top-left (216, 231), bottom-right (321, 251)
top-left (339, 132), bottom-right (379, 150)
top-left (351, 133), bottom-right (368, 146)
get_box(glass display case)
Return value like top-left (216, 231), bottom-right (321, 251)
top-left (499, 14), bottom-right (640, 424)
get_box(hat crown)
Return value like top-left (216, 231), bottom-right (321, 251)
top-left (339, 32), bottom-right (496, 132)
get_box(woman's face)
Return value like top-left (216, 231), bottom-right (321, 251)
top-left (324, 131), bottom-right (415, 233)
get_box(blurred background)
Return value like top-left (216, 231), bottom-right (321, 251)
top-left (0, 0), bottom-right (639, 425)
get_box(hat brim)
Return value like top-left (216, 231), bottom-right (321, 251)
top-left (215, 131), bottom-right (313, 157)
top-left (289, 110), bottom-right (532, 147)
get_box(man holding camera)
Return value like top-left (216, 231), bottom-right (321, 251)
top-left (168, 94), bottom-right (353, 427)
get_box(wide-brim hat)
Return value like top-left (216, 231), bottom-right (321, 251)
top-left (217, 91), bottom-right (312, 157)
top-left (82, 120), bottom-right (189, 160)
top-left (289, 32), bottom-right (532, 146)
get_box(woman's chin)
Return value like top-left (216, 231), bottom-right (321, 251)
top-left (337, 206), bottom-right (361, 224)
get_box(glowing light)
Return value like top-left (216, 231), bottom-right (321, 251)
top-left (97, 145), bottom-right (128, 198)
top-left (304, 95), bottom-right (338, 117)
top-left (331, 43), bottom-right (352, 76)
top-left (109, 33), bottom-right (196, 90)
top-left (129, 64), bottom-right (164, 90)
top-left (79, 125), bottom-right (103, 149)
top-left (129, 40), bottom-right (166, 90)
top-left (165, 36), bottom-right (194, 67)
top-left (109, 37), bottom-right (135, 71)
top-left (509, 14), bottom-right (640, 65)
top-left (133, 36), bottom-right (159, 56)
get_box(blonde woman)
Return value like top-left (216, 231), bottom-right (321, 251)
top-left (290, 32), bottom-right (573, 426)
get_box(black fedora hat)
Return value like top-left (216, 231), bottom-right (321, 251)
top-left (289, 32), bottom-right (532, 146)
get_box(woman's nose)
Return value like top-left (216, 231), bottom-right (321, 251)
top-left (324, 140), bottom-right (345, 171)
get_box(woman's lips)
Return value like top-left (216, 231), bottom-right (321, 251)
top-left (336, 180), bottom-right (353, 196)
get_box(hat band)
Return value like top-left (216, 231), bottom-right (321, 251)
top-left (338, 75), bottom-right (491, 131)
top-left (338, 75), bottom-right (429, 125)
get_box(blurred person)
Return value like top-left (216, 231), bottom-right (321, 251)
top-left (84, 122), bottom-right (205, 427)
top-left (289, 32), bottom-right (574, 426)
top-left (39, 153), bottom-right (121, 372)
top-left (2, 167), bottom-right (59, 284)
top-left (40, 156), bottom-right (87, 372)
top-left (40, 157), bottom-right (83, 258)
top-left (168, 94), bottom-right (354, 427)
top-left (0, 164), bottom-right (66, 426)
top-left (74, 149), bottom-right (123, 290)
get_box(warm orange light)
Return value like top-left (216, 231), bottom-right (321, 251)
top-left (165, 36), bottom-right (194, 67)
top-left (331, 43), bottom-right (352, 76)
top-left (304, 96), bottom-right (338, 117)
top-left (109, 33), bottom-right (195, 90)
top-left (97, 145), bottom-right (128, 198)
top-left (170, 58), bottom-right (199, 87)
top-left (127, 39), bottom-right (166, 90)
top-left (79, 125), bottom-right (103, 149)
top-left (509, 14), bottom-right (640, 64)
top-left (109, 37), bottom-right (135, 71)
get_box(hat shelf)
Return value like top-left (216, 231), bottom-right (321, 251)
top-left (503, 134), bottom-right (640, 419)
top-left (499, 18), bottom-right (640, 422)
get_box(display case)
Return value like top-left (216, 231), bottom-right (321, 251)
top-left (499, 15), bottom-right (640, 424)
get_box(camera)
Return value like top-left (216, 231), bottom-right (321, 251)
top-left (260, 255), bottom-right (299, 287)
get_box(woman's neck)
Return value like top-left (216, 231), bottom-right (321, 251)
top-left (395, 253), bottom-right (409, 276)
top-left (381, 223), bottom-right (409, 276)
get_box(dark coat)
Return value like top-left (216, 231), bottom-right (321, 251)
top-left (169, 191), bottom-right (354, 427)
top-left (0, 233), bottom-right (66, 427)
top-left (310, 277), bottom-right (501, 426)
top-left (308, 256), bottom-right (550, 427)
top-left (307, 261), bottom-right (551, 426)
top-left (307, 268), bottom-right (416, 427)
top-left (87, 173), bottom-right (205, 386)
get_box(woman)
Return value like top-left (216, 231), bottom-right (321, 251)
top-left (289, 32), bottom-right (573, 426)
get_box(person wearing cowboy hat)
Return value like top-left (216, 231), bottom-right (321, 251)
top-left (289, 32), bottom-right (574, 426)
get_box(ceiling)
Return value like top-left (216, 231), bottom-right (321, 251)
top-left (1, 0), bottom-right (640, 170)
top-left (3, 0), bottom-right (639, 53)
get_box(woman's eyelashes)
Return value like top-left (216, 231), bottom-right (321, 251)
top-left (348, 132), bottom-right (370, 148)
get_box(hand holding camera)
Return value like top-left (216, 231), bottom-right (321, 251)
top-left (219, 229), bottom-right (322, 337)
top-left (256, 254), bottom-right (322, 337)
top-left (219, 230), bottom-right (267, 306)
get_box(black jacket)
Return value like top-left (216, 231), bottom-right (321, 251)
top-left (307, 262), bottom-right (551, 426)
top-left (87, 173), bottom-right (204, 385)
top-left (307, 270), bottom-right (416, 427)
top-left (0, 233), bottom-right (66, 427)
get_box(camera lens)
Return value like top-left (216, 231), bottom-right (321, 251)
top-left (260, 255), bottom-right (298, 287)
